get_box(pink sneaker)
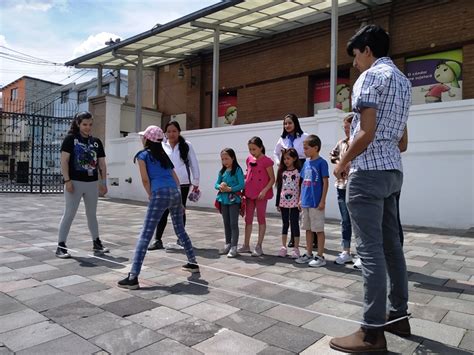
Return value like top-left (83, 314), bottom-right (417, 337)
top-left (278, 246), bottom-right (287, 257)
top-left (290, 248), bottom-right (300, 259)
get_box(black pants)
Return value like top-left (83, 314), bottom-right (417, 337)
top-left (155, 184), bottom-right (190, 241)
top-left (281, 207), bottom-right (300, 237)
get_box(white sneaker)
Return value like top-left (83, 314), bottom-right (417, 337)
top-left (219, 244), bottom-right (231, 255)
top-left (251, 245), bottom-right (263, 257)
top-left (335, 251), bottom-right (352, 265)
top-left (353, 257), bottom-right (362, 270)
top-left (309, 255), bottom-right (326, 267)
top-left (227, 246), bottom-right (238, 258)
top-left (295, 253), bottom-right (313, 264)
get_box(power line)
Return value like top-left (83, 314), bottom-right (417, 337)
top-left (0, 45), bottom-right (62, 66)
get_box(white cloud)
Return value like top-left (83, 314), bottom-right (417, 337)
top-left (0, 35), bottom-right (8, 47)
top-left (13, 0), bottom-right (68, 12)
top-left (73, 32), bottom-right (122, 58)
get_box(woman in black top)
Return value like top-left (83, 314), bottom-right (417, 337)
top-left (56, 111), bottom-right (109, 258)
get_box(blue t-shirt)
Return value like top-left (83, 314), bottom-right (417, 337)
top-left (300, 157), bottom-right (329, 208)
top-left (137, 150), bottom-right (176, 192)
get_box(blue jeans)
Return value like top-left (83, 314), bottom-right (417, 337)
top-left (336, 188), bottom-right (352, 249)
top-left (347, 170), bottom-right (408, 327)
top-left (130, 187), bottom-right (196, 276)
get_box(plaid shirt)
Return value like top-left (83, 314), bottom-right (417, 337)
top-left (350, 57), bottom-right (411, 172)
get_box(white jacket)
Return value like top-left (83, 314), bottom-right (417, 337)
top-left (163, 140), bottom-right (200, 186)
top-left (273, 132), bottom-right (309, 163)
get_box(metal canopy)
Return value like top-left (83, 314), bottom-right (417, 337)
top-left (65, 0), bottom-right (390, 70)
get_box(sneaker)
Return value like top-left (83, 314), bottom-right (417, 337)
top-left (165, 242), bottom-right (184, 251)
top-left (353, 257), bottom-right (362, 270)
top-left (335, 251), bottom-right (352, 265)
top-left (287, 238), bottom-right (294, 248)
top-left (290, 248), bottom-right (300, 259)
top-left (309, 255), bottom-right (326, 267)
top-left (219, 244), bottom-right (231, 255)
top-left (56, 242), bottom-right (71, 259)
top-left (182, 263), bottom-right (200, 273)
top-left (176, 238), bottom-right (183, 246)
top-left (93, 238), bottom-right (110, 253)
top-left (295, 253), bottom-right (313, 264)
top-left (251, 245), bottom-right (263, 257)
top-left (117, 273), bottom-right (139, 290)
top-left (227, 246), bottom-right (238, 258)
top-left (278, 246), bottom-right (287, 257)
top-left (148, 240), bottom-right (164, 250)
top-left (237, 245), bottom-right (251, 253)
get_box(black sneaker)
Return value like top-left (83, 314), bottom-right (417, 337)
top-left (176, 238), bottom-right (183, 247)
top-left (148, 240), bottom-right (164, 250)
top-left (93, 238), bottom-right (110, 253)
top-left (117, 274), bottom-right (139, 290)
top-left (182, 263), bottom-right (200, 273)
top-left (56, 242), bottom-right (71, 259)
top-left (287, 237), bottom-right (294, 248)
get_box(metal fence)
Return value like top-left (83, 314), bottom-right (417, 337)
top-left (0, 101), bottom-right (76, 193)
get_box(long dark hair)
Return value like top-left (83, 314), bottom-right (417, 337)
top-left (281, 113), bottom-right (304, 138)
top-left (220, 148), bottom-right (241, 176)
top-left (165, 121), bottom-right (190, 163)
top-left (68, 111), bottom-right (92, 135)
top-left (248, 136), bottom-right (265, 155)
top-left (134, 140), bottom-right (174, 169)
top-left (276, 148), bottom-right (301, 188)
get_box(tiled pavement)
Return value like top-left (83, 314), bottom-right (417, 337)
top-left (0, 193), bottom-right (473, 354)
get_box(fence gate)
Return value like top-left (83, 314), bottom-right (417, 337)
top-left (0, 111), bottom-right (72, 193)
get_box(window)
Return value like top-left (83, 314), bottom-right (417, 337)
top-left (10, 88), bottom-right (18, 101)
top-left (60, 90), bottom-right (69, 104)
top-left (101, 84), bottom-right (110, 94)
top-left (78, 90), bottom-right (87, 104)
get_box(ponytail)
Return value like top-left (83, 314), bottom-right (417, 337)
top-left (68, 111), bottom-right (92, 135)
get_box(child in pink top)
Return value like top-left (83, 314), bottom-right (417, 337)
top-left (238, 136), bottom-right (275, 257)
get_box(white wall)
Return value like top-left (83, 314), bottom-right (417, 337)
top-left (106, 101), bottom-right (474, 230)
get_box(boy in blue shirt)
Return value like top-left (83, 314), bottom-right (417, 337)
top-left (296, 134), bottom-right (329, 267)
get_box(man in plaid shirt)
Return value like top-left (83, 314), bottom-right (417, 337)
top-left (330, 25), bottom-right (412, 353)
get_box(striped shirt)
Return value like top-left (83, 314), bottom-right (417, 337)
top-left (350, 57), bottom-right (411, 172)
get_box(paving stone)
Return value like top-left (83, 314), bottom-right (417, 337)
top-left (445, 279), bottom-right (474, 291)
top-left (261, 304), bottom-right (317, 326)
top-left (41, 300), bottom-right (104, 324)
top-left (90, 323), bottom-right (161, 355)
top-left (0, 309), bottom-right (47, 334)
top-left (431, 270), bottom-right (471, 281)
top-left (313, 275), bottom-right (356, 289)
top-left (79, 287), bottom-right (132, 305)
top-left (415, 339), bottom-right (472, 354)
top-left (266, 288), bottom-right (320, 308)
top-left (15, 334), bottom-right (101, 355)
top-left (127, 306), bottom-right (189, 330)
top-left (60, 280), bottom-right (110, 296)
top-left (8, 284), bottom-right (60, 302)
top-left (158, 317), bottom-right (221, 347)
top-left (411, 318), bottom-right (466, 347)
top-left (45, 275), bottom-right (91, 288)
top-left (216, 310), bottom-right (278, 336)
top-left (254, 322), bottom-right (323, 353)
top-left (302, 315), bottom-right (360, 337)
top-left (428, 296), bottom-right (474, 315)
top-left (0, 278), bottom-right (41, 293)
top-left (442, 311), bottom-right (474, 331)
top-left (307, 298), bottom-right (361, 318)
top-left (299, 335), bottom-right (341, 355)
top-left (62, 311), bottom-right (132, 339)
top-left (192, 328), bottom-right (267, 355)
top-left (0, 294), bottom-right (26, 316)
top-left (132, 338), bottom-right (202, 355)
top-left (16, 264), bottom-right (58, 275)
top-left (459, 330), bottom-right (474, 352)
top-left (409, 303), bottom-right (448, 322)
top-left (0, 271), bottom-right (28, 282)
top-left (257, 345), bottom-right (294, 355)
top-left (23, 291), bottom-right (80, 312)
top-left (101, 296), bottom-right (158, 317)
top-left (0, 321), bottom-right (70, 352)
top-left (182, 301), bottom-right (239, 322)
top-left (154, 293), bottom-right (202, 310)
top-left (227, 296), bottom-right (276, 314)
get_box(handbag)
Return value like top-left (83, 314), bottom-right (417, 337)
top-left (214, 191), bottom-right (245, 217)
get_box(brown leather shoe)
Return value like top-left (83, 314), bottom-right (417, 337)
top-left (329, 327), bottom-right (387, 353)
top-left (384, 313), bottom-right (411, 338)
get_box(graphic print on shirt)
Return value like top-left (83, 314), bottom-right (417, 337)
top-left (73, 138), bottom-right (98, 173)
top-left (302, 165), bottom-right (319, 187)
top-left (280, 170), bottom-right (300, 208)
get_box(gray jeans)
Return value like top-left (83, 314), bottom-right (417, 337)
top-left (346, 170), bottom-right (408, 327)
top-left (58, 180), bottom-right (99, 244)
top-left (221, 203), bottom-right (240, 247)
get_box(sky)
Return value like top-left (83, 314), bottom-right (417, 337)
top-left (0, 0), bottom-right (217, 88)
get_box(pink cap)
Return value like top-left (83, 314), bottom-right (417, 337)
top-left (139, 125), bottom-right (164, 142)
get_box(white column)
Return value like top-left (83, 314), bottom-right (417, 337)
top-left (135, 53), bottom-right (143, 132)
top-left (329, 0), bottom-right (338, 109)
top-left (212, 27), bottom-right (220, 128)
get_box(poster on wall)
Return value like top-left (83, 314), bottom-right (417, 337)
top-left (405, 49), bottom-right (463, 105)
top-left (313, 77), bottom-right (351, 113)
top-left (218, 94), bottom-right (237, 127)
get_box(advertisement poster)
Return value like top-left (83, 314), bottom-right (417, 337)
top-left (405, 49), bottom-right (463, 105)
top-left (218, 95), bottom-right (237, 127)
top-left (313, 77), bottom-right (351, 113)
